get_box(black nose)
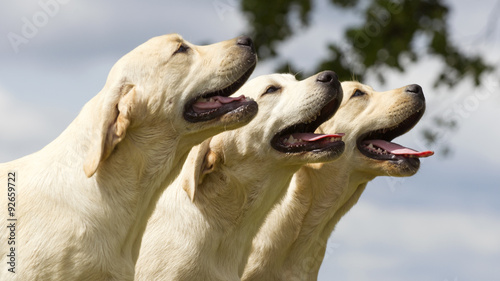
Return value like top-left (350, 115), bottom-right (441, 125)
top-left (316, 70), bottom-right (339, 84)
top-left (237, 36), bottom-right (254, 49)
top-left (405, 84), bottom-right (425, 100)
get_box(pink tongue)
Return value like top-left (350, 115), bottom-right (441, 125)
top-left (217, 95), bottom-right (245, 103)
top-left (292, 133), bottom-right (345, 141)
top-left (367, 139), bottom-right (434, 157)
top-left (192, 95), bottom-right (245, 113)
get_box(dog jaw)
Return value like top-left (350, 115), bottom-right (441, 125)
top-left (261, 72), bottom-right (345, 165)
top-left (180, 35), bottom-right (258, 130)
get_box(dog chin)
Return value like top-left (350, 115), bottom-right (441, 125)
top-left (378, 157), bottom-right (420, 177)
top-left (216, 99), bottom-right (258, 127)
top-left (289, 142), bottom-right (345, 164)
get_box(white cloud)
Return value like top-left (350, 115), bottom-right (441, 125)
top-left (452, 80), bottom-right (500, 165)
top-left (0, 86), bottom-right (68, 162)
top-left (335, 203), bottom-right (500, 254)
top-left (1, 0), bottom-right (249, 58)
top-left (0, 87), bottom-right (50, 139)
top-left (319, 202), bottom-right (500, 280)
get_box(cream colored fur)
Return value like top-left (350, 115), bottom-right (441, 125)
top-left (135, 73), bottom-right (344, 281)
top-left (243, 81), bottom-right (427, 281)
top-left (0, 34), bottom-right (257, 281)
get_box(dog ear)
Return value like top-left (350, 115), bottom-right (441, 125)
top-left (83, 83), bottom-right (136, 178)
top-left (183, 138), bottom-right (219, 202)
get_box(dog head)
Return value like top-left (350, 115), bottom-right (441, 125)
top-left (83, 34), bottom-right (258, 177)
top-left (319, 81), bottom-right (433, 177)
top-left (183, 72), bottom-right (345, 201)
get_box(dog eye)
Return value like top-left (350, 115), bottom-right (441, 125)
top-left (351, 89), bottom-right (366, 98)
top-left (174, 44), bottom-right (189, 54)
top-left (263, 86), bottom-right (281, 95)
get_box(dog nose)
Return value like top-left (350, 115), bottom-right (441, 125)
top-left (405, 84), bottom-right (425, 100)
top-left (237, 36), bottom-right (254, 50)
top-left (316, 70), bottom-right (339, 84)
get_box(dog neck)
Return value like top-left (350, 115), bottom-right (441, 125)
top-left (200, 153), bottom-right (300, 279)
top-left (243, 153), bottom-right (374, 281)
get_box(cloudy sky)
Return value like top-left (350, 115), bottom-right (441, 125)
top-left (1, 0), bottom-right (499, 280)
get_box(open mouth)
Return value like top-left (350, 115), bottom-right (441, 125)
top-left (271, 97), bottom-right (344, 153)
top-left (357, 107), bottom-right (434, 162)
top-left (184, 64), bottom-right (256, 123)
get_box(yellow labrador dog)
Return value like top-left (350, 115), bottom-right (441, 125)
top-left (135, 72), bottom-right (345, 281)
top-left (243, 81), bottom-right (434, 281)
top-left (0, 34), bottom-right (257, 281)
